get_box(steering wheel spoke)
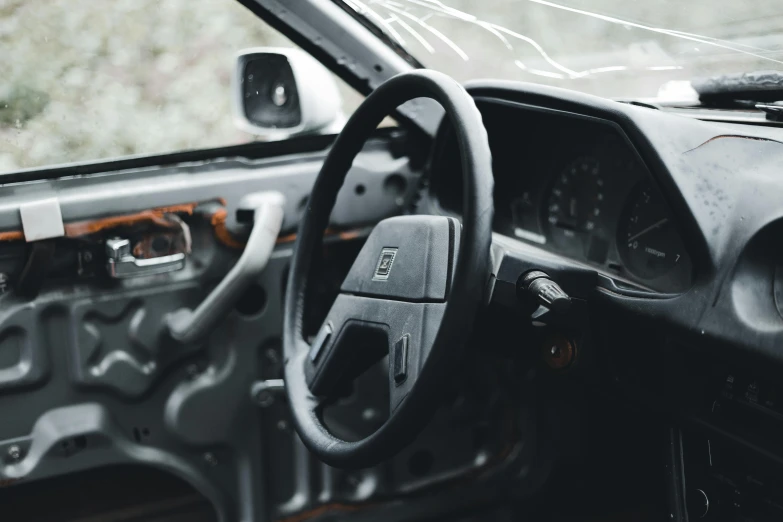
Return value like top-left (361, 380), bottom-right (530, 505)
top-left (384, 301), bottom-right (446, 414)
top-left (304, 294), bottom-right (390, 397)
top-left (309, 297), bottom-right (447, 402)
top-left (305, 294), bottom-right (446, 410)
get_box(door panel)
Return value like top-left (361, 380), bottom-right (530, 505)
top-left (0, 138), bottom-right (414, 235)
top-left (0, 135), bottom-right (420, 521)
top-left (0, 133), bottom-right (518, 521)
top-left (69, 283), bottom-right (205, 398)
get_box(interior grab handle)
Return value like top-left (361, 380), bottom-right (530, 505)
top-left (166, 191), bottom-right (286, 344)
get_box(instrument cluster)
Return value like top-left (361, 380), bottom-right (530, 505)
top-left (429, 98), bottom-right (692, 293)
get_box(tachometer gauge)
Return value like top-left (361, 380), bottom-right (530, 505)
top-left (545, 157), bottom-right (604, 236)
top-left (618, 182), bottom-right (686, 280)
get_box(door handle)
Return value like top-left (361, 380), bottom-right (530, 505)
top-left (106, 238), bottom-right (186, 279)
top-left (165, 191), bottom-right (285, 344)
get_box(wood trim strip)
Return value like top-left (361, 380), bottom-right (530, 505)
top-left (0, 203), bottom-right (198, 243)
top-left (0, 202), bottom-right (367, 250)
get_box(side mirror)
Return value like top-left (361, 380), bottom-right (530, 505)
top-left (233, 47), bottom-right (344, 140)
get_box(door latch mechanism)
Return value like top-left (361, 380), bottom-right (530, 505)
top-left (106, 238), bottom-right (185, 279)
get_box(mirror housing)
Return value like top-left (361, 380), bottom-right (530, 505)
top-left (233, 47), bottom-right (344, 140)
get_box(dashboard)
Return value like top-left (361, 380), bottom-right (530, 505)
top-left (429, 97), bottom-right (693, 294)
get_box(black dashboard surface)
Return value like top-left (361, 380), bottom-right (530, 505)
top-left (429, 98), bottom-right (693, 294)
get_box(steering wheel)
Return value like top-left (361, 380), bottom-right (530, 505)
top-left (283, 70), bottom-right (494, 469)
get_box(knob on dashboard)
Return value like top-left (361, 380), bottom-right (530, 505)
top-left (687, 488), bottom-right (710, 519)
top-left (517, 270), bottom-right (571, 314)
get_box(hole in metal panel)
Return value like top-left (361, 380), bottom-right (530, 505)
top-left (407, 448), bottom-right (434, 477)
top-left (235, 284), bottom-right (267, 317)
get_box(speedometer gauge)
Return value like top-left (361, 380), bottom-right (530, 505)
top-left (545, 157), bottom-right (604, 235)
top-left (542, 156), bottom-right (609, 261)
top-left (618, 182), bottom-right (686, 280)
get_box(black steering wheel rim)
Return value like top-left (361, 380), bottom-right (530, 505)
top-left (283, 69), bottom-right (494, 469)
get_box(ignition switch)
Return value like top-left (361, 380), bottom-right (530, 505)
top-left (542, 334), bottom-right (577, 370)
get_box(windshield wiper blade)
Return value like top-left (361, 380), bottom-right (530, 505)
top-left (692, 70), bottom-right (783, 105)
top-left (691, 71), bottom-right (783, 121)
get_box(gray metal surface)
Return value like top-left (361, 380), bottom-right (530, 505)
top-left (0, 140), bottom-right (413, 234)
top-left (0, 137), bottom-right (519, 521)
top-left (166, 191), bottom-right (284, 345)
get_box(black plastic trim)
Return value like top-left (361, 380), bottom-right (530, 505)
top-left (0, 127), bottom-right (404, 185)
top-left (463, 83), bottom-right (714, 282)
top-left (430, 95), bottom-right (697, 296)
top-left (665, 427), bottom-right (689, 522)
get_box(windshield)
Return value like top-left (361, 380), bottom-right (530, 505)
top-left (341, 0), bottom-right (783, 99)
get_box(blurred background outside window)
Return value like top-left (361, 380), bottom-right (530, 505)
top-left (0, 0), bottom-right (363, 173)
top-left (3, 0), bottom-right (782, 173)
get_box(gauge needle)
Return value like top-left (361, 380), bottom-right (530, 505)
top-left (627, 218), bottom-right (668, 243)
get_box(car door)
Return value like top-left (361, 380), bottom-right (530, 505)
top-left (0, 2), bottom-right (422, 520)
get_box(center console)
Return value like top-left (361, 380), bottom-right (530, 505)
top-left (602, 318), bottom-right (783, 521)
top-left (683, 433), bottom-right (783, 520)
top-left (678, 357), bottom-right (783, 520)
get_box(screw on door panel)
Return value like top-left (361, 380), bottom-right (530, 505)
top-left (7, 445), bottom-right (22, 462)
top-left (265, 347), bottom-right (280, 365)
top-left (255, 390), bottom-right (274, 407)
top-left (250, 379), bottom-right (284, 407)
top-left (203, 452), bottom-right (218, 466)
top-left (186, 364), bottom-right (200, 379)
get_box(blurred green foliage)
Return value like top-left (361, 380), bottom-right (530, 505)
top-left (0, 0), bottom-right (361, 173)
top-left (0, 86), bottom-right (50, 127)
